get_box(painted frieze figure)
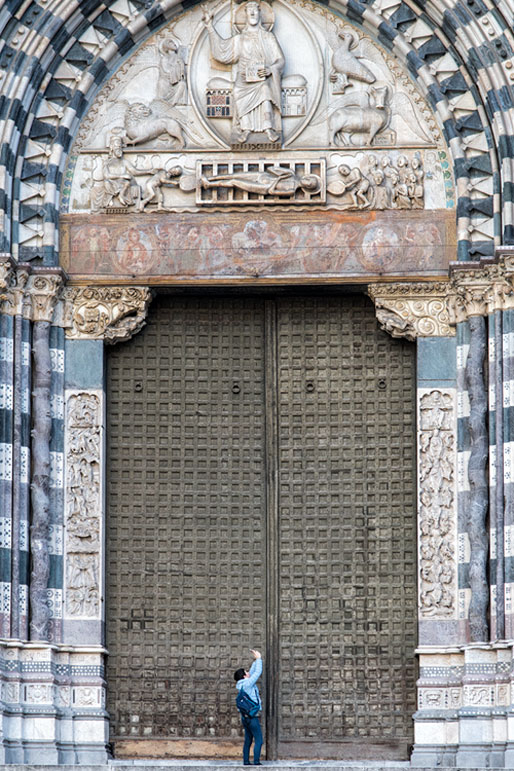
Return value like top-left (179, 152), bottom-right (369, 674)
top-left (202, 1), bottom-right (284, 143)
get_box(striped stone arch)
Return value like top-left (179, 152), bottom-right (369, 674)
top-left (0, 0), bottom-right (511, 263)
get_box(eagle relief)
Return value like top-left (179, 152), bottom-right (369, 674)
top-left (63, 0), bottom-right (452, 216)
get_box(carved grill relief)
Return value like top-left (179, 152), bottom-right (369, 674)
top-left (277, 296), bottom-right (417, 750)
top-left (107, 296), bottom-right (267, 739)
top-left (418, 390), bottom-right (457, 618)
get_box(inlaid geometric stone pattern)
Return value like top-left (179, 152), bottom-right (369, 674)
top-left (107, 295), bottom-right (267, 740)
top-left (276, 296), bottom-right (417, 749)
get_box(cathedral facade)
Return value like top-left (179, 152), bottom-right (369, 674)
top-left (0, 0), bottom-right (513, 765)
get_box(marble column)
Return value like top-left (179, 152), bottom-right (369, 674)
top-left (369, 262), bottom-right (514, 767)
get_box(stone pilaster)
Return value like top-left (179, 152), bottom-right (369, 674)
top-left (0, 273), bottom-right (152, 763)
top-left (26, 272), bottom-right (65, 642)
top-left (368, 268), bottom-right (514, 766)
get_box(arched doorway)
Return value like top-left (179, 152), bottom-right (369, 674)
top-left (106, 289), bottom-right (417, 760)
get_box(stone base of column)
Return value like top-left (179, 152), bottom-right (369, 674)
top-left (0, 640), bottom-right (109, 765)
top-left (413, 643), bottom-right (514, 767)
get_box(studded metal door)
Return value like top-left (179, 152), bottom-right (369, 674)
top-left (107, 292), bottom-right (416, 759)
top-left (107, 295), bottom-right (268, 748)
top-left (274, 295), bottom-right (417, 759)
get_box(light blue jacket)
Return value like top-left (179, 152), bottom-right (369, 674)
top-left (236, 657), bottom-right (263, 710)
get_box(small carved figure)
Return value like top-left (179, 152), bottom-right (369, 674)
top-left (157, 38), bottom-right (187, 105)
top-left (203, 1), bottom-right (284, 143)
top-left (370, 168), bottom-right (388, 209)
top-left (124, 101), bottom-right (185, 148)
top-left (201, 166), bottom-right (320, 196)
top-left (330, 30), bottom-right (376, 93)
top-left (139, 165), bottom-right (183, 211)
top-left (410, 155), bottom-right (425, 208)
top-left (391, 169), bottom-right (411, 209)
top-left (329, 85), bottom-right (390, 146)
top-left (100, 133), bottom-right (147, 208)
top-left (327, 164), bottom-right (372, 208)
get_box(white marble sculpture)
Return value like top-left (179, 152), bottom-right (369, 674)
top-left (64, 0), bottom-right (451, 214)
top-left (202, 1), bottom-right (284, 144)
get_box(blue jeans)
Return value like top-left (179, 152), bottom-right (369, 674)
top-left (241, 714), bottom-right (262, 764)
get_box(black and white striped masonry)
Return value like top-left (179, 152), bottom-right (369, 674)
top-left (0, 0), bottom-right (511, 262)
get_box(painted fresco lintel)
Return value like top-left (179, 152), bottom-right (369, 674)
top-left (59, 209), bottom-right (455, 284)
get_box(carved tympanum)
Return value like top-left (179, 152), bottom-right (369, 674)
top-left (65, 0), bottom-right (448, 216)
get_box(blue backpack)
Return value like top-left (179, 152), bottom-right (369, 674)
top-left (236, 686), bottom-right (260, 718)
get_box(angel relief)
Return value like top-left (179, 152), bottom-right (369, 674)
top-left (65, 0), bottom-right (451, 216)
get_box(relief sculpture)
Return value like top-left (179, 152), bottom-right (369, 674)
top-left (327, 153), bottom-right (424, 210)
top-left (198, 159), bottom-right (324, 204)
top-left (62, 0), bottom-right (452, 232)
top-left (65, 393), bottom-right (102, 618)
top-left (203, 1), bottom-right (284, 144)
top-left (157, 37), bottom-right (187, 105)
top-left (329, 29), bottom-right (376, 94)
top-left (418, 390), bottom-right (457, 617)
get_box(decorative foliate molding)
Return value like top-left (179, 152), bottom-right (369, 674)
top-left (65, 392), bottom-right (103, 619)
top-left (0, 264), bottom-right (65, 321)
top-left (418, 389), bottom-right (457, 618)
top-left (0, 255), bottom-right (15, 294)
top-left (449, 263), bottom-right (505, 322)
top-left (368, 253), bottom-right (514, 341)
top-left (62, 286), bottom-right (152, 343)
top-left (26, 273), bottom-right (65, 322)
top-left (367, 282), bottom-right (454, 340)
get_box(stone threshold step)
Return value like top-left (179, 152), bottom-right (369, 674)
top-left (0, 765), bottom-right (498, 771)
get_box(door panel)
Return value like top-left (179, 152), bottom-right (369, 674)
top-left (106, 292), bottom-right (416, 759)
top-left (107, 295), bottom-right (268, 747)
top-left (276, 296), bottom-right (417, 759)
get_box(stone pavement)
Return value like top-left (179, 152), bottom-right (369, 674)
top-left (0, 763), bottom-right (496, 770)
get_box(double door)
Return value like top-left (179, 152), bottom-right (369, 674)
top-left (106, 292), bottom-right (416, 759)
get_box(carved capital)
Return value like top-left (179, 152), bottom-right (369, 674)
top-left (367, 282), bottom-right (454, 340)
top-left (449, 268), bottom-right (502, 322)
top-left (26, 272), bottom-right (65, 322)
top-left (62, 286), bottom-right (152, 343)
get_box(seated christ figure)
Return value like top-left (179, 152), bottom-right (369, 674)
top-left (203, 1), bottom-right (284, 143)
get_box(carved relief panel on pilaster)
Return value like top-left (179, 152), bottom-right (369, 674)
top-left (418, 389), bottom-right (458, 618)
top-left (64, 391), bottom-right (103, 620)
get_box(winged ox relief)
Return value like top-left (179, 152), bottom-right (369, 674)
top-left (63, 0), bottom-right (451, 216)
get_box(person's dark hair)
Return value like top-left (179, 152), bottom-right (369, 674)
top-left (234, 668), bottom-right (246, 682)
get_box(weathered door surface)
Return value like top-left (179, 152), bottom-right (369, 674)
top-left (107, 292), bottom-right (416, 760)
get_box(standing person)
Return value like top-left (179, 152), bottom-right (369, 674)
top-left (234, 649), bottom-right (263, 766)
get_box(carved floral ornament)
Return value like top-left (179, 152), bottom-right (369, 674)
top-left (368, 253), bottom-right (514, 340)
top-left (61, 287), bottom-right (153, 342)
top-left (0, 266), bottom-right (152, 342)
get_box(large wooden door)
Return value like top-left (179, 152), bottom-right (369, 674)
top-left (106, 292), bottom-right (416, 760)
